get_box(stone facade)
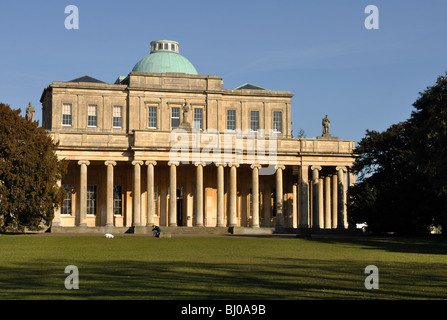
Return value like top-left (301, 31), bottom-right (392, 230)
top-left (41, 57), bottom-right (356, 233)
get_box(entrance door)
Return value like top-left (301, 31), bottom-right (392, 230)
top-left (176, 188), bottom-right (183, 226)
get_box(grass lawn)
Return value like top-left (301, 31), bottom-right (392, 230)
top-left (0, 234), bottom-right (446, 300)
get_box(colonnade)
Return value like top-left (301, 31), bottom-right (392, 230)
top-left (57, 160), bottom-right (353, 230)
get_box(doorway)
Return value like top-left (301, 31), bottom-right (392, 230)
top-left (176, 187), bottom-right (183, 226)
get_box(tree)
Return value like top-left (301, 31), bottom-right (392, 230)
top-left (410, 73), bottom-right (447, 233)
top-left (0, 103), bottom-right (67, 232)
top-left (350, 72), bottom-right (447, 234)
top-left (349, 123), bottom-right (433, 234)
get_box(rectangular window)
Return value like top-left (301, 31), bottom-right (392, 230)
top-left (87, 105), bottom-right (97, 127)
top-left (154, 186), bottom-right (159, 216)
top-left (193, 108), bottom-right (203, 130)
top-left (171, 107), bottom-right (180, 128)
top-left (250, 111), bottom-right (259, 132)
top-left (113, 186), bottom-right (122, 215)
top-left (148, 106), bottom-right (157, 128)
top-left (273, 111), bottom-right (282, 133)
top-left (62, 104), bottom-right (72, 126)
top-left (112, 106), bottom-right (122, 128)
top-left (61, 184), bottom-right (72, 215)
top-left (87, 185), bottom-right (97, 215)
top-left (227, 110), bottom-right (236, 131)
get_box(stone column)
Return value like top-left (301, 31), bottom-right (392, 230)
top-left (311, 166), bottom-right (322, 229)
top-left (146, 161), bottom-right (157, 227)
top-left (331, 173), bottom-right (338, 229)
top-left (250, 164), bottom-right (261, 228)
top-left (292, 183), bottom-right (298, 229)
top-left (168, 161), bottom-right (179, 227)
top-left (228, 163), bottom-right (239, 227)
top-left (319, 177), bottom-right (324, 228)
top-left (132, 160), bottom-right (144, 227)
top-left (324, 175), bottom-right (331, 229)
top-left (299, 165), bottom-right (309, 228)
top-left (195, 162), bottom-right (205, 227)
top-left (105, 161), bottom-right (116, 227)
top-left (336, 166), bottom-right (347, 229)
top-left (77, 160), bottom-right (90, 227)
top-left (53, 179), bottom-right (62, 227)
top-left (216, 163), bottom-right (226, 227)
top-left (275, 165), bottom-right (285, 228)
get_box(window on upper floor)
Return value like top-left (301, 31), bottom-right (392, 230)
top-left (171, 107), bottom-right (180, 128)
top-left (148, 106), bottom-right (157, 129)
top-left (62, 104), bottom-right (72, 126)
top-left (112, 106), bottom-right (122, 128)
top-left (227, 110), bottom-right (236, 131)
top-left (87, 105), bottom-right (97, 127)
top-left (273, 111), bottom-right (282, 133)
top-left (250, 111), bottom-right (259, 132)
top-left (193, 108), bottom-right (203, 130)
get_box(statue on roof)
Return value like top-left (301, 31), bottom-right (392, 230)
top-left (322, 114), bottom-right (330, 135)
top-left (179, 101), bottom-right (192, 130)
top-left (25, 102), bottom-right (35, 122)
top-left (182, 102), bottom-right (190, 124)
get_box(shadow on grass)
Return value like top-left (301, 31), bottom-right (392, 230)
top-left (1, 257), bottom-right (446, 300)
top-left (305, 234), bottom-right (447, 255)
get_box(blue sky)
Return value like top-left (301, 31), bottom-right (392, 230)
top-left (1, 0), bottom-right (446, 143)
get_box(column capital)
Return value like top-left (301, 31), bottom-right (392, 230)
top-left (78, 160), bottom-right (90, 166)
top-left (228, 163), bottom-right (240, 168)
top-left (250, 164), bottom-right (262, 170)
top-left (215, 162), bottom-right (227, 168)
top-left (145, 160), bottom-right (157, 166)
top-left (168, 161), bottom-right (179, 166)
top-left (104, 160), bottom-right (117, 166)
top-left (194, 161), bottom-right (206, 167)
top-left (275, 165), bottom-right (286, 170)
top-left (311, 165), bottom-right (322, 171)
top-left (132, 160), bottom-right (144, 166)
top-left (336, 166), bottom-right (347, 172)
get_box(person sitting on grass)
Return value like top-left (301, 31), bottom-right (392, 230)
top-left (152, 225), bottom-right (161, 238)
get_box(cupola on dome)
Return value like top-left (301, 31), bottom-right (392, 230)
top-left (132, 40), bottom-right (198, 75)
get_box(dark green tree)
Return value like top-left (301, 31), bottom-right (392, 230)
top-left (350, 73), bottom-right (447, 235)
top-left (349, 123), bottom-right (433, 234)
top-left (0, 103), bottom-right (67, 232)
top-left (410, 73), bottom-right (447, 233)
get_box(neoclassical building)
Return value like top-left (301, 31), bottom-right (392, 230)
top-left (40, 40), bottom-right (356, 234)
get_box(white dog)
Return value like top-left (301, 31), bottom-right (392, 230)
top-left (104, 233), bottom-right (114, 239)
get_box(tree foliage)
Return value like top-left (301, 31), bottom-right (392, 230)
top-left (350, 73), bottom-right (447, 234)
top-left (0, 103), bottom-right (67, 231)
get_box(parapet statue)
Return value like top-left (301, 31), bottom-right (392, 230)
top-left (179, 101), bottom-right (192, 130)
top-left (182, 102), bottom-right (190, 125)
top-left (317, 114), bottom-right (337, 140)
top-left (322, 114), bottom-right (330, 135)
top-left (25, 102), bottom-right (35, 122)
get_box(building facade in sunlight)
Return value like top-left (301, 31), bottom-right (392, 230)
top-left (40, 40), bottom-right (356, 233)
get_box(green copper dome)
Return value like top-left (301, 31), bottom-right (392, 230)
top-left (132, 40), bottom-right (198, 75)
